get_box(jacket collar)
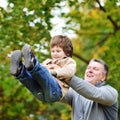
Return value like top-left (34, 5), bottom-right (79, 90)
top-left (95, 81), bottom-right (105, 87)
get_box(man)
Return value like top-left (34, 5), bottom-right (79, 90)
top-left (62, 59), bottom-right (118, 120)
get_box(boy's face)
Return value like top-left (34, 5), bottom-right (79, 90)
top-left (51, 46), bottom-right (66, 60)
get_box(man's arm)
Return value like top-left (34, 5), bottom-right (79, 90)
top-left (67, 76), bottom-right (118, 106)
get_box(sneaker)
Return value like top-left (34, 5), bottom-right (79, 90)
top-left (22, 44), bottom-right (35, 70)
top-left (10, 50), bottom-right (22, 75)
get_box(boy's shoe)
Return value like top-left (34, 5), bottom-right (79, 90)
top-left (22, 44), bottom-right (35, 70)
top-left (10, 50), bottom-right (22, 76)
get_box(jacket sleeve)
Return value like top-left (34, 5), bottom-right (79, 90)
top-left (42, 58), bottom-right (52, 65)
top-left (55, 58), bottom-right (76, 81)
top-left (68, 76), bottom-right (118, 106)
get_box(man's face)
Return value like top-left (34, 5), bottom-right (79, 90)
top-left (84, 61), bottom-right (106, 85)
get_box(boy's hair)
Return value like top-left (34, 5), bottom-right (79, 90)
top-left (50, 35), bottom-right (73, 57)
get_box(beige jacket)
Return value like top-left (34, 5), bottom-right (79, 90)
top-left (42, 57), bottom-right (76, 98)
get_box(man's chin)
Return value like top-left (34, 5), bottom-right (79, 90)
top-left (85, 79), bottom-right (94, 83)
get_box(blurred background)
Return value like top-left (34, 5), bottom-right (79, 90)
top-left (0, 0), bottom-right (120, 119)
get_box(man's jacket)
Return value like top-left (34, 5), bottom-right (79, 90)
top-left (62, 76), bottom-right (118, 120)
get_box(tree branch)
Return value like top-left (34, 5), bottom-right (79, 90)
top-left (73, 52), bottom-right (89, 64)
top-left (96, 0), bottom-right (120, 32)
top-left (75, 31), bottom-right (113, 36)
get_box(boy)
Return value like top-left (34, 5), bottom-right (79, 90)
top-left (10, 35), bottom-right (76, 102)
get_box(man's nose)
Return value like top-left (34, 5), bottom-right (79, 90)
top-left (88, 68), bottom-right (93, 72)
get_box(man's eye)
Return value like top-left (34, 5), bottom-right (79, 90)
top-left (94, 68), bottom-right (99, 71)
top-left (87, 67), bottom-right (90, 69)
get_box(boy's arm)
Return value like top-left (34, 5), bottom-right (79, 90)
top-left (42, 58), bottom-right (76, 80)
top-left (55, 58), bottom-right (76, 80)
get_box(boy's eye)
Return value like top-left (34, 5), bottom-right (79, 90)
top-left (51, 50), bottom-right (60, 53)
top-left (57, 50), bottom-right (61, 52)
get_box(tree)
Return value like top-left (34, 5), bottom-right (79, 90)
top-left (63, 0), bottom-right (120, 117)
top-left (0, 0), bottom-right (71, 119)
top-left (0, 0), bottom-right (120, 119)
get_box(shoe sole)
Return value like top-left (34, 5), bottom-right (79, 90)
top-left (10, 50), bottom-right (22, 75)
top-left (22, 44), bottom-right (33, 69)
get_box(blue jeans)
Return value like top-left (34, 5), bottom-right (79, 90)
top-left (16, 60), bottom-right (62, 102)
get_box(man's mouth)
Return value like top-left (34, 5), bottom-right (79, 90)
top-left (87, 74), bottom-right (94, 78)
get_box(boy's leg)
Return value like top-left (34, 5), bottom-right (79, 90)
top-left (31, 61), bottom-right (62, 102)
top-left (10, 50), bottom-right (44, 101)
top-left (22, 44), bottom-right (62, 102)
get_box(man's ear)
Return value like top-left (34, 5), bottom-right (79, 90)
top-left (101, 73), bottom-right (106, 81)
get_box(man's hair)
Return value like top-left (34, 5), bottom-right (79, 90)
top-left (50, 35), bottom-right (73, 57)
top-left (90, 59), bottom-right (109, 80)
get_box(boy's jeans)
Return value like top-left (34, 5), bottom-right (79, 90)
top-left (15, 60), bottom-right (62, 102)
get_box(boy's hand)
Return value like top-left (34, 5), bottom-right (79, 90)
top-left (43, 64), bottom-right (61, 70)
